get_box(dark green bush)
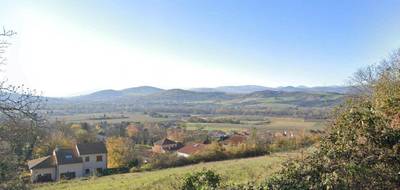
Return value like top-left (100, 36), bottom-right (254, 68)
top-left (180, 169), bottom-right (221, 190)
top-left (101, 167), bottom-right (129, 176)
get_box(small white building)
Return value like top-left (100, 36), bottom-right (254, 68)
top-left (27, 142), bottom-right (107, 182)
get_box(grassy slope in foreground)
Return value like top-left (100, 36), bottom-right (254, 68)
top-left (35, 151), bottom-right (299, 190)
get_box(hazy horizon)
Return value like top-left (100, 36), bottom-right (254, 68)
top-left (1, 0), bottom-right (400, 96)
top-left (61, 84), bottom-right (348, 98)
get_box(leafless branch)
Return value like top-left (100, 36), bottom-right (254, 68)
top-left (0, 27), bottom-right (16, 67)
top-left (349, 48), bottom-right (400, 96)
top-left (0, 81), bottom-right (46, 124)
top-left (0, 27), bottom-right (17, 37)
top-left (0, 27), bottom-right (45, 124)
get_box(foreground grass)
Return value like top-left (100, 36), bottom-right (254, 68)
top-left (35, 151), bottom-right (299, 190)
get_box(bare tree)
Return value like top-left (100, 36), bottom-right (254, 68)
top-left (350, 49), bottom-right (400, 97)
top-left (0, 27), bottom-right (44, 120)
top-left (0, 27), bottom-right (17, 66)
top-left (0, 27), bottom-right (45, 189)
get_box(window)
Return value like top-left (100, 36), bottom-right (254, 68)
top-left (65, 155), bottom-right (72, 159)
top-left (85, 156), bottom-right (90, 162)
top-left (96, 155), bottom-right (103, 162)
top-left (85, 169), bottom-right (90, 174)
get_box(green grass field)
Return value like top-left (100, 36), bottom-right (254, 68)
top-left (50, 112), bottom-right (326, 134)
top-left (50, 112), bottom-right (173, 124)
top-left (186, 117), bottom-right (325, 132)
top-left (50, 111), bottom-right (326, 132)
top-left (34, 151), bottom-right (299, 190)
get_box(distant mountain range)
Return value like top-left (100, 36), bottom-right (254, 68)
top-left (46, 85), bottom-right (349, 118)
top-left (190, 85), bottom-right (270, 94)
top-left (190, 85), bottom-right (350, 94)
top-left (48, 85), bottom-right (350, 105)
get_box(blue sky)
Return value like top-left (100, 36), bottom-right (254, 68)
top-left (1, 0), bottom-right (400, 96)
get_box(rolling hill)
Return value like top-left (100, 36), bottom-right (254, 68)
top-left (191, 85), bottom-right (350, 94)
top-left (242, 90), bottom-right (344, 107)
top-left (191, 85), bottom-right (271, 94)
top-left (45, 85), bottom-right (347, 118)
top-left (67, 85), bottom-right (349, 102)
top-left (70, 86), bottom-right (164, 102)
top-left (140, 89), bottom-right (234, 102)
top-left (120, 86), bottom-right (164, 96)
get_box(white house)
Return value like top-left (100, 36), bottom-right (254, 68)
top-left (27, 142), bottom-right (107, 182)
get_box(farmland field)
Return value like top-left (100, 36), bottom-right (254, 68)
top-left (49, 112), bottom-right (174, 124)
top-left (34, 151), bottom-right (300, 190)
top-left (51, 112), bottom-right (326, 133)
top-left (186, 116), bottom-right (326, 132)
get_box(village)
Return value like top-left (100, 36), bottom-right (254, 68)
top-left (26, 119), bottom-right (304, 183)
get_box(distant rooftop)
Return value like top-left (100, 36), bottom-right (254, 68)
top-left (28, 156), bottom-right (56, 170)
top-left (76, 142), bottom-right (107, 155)
top-left (178, 143), bottom-right (207, 155)
top-left (54, 148), bottom-right (82, 165)
top-left (154, 138), bottom-right (179, 146)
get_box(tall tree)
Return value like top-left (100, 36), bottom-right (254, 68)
top-left (106, 137), bottom-right (135, 168)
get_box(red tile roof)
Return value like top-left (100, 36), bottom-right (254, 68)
top-left (178, 143), bottom-right (207, 155)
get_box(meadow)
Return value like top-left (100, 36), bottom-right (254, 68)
top-left (51, 112), bottom-right (326, 133)
top-left (34, 151), bottom-right (300, 190)
top-left (186, 116), bottom-right (326, 132)
top-left (49, 112), bottom-right (174, 124)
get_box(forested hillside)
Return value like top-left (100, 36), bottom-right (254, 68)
top-left (46, 87), bottom-right (346, 119)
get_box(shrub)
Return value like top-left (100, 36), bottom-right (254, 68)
top-left (140, 163), bottom-right (153, 171)
top-left (222, 181), bottom-right (266, 190)
top-left (150, 153), bottom-right (191, 169)
top-left (180, 169), bottom-right (221, 190)
top-left (129, 167), bottom-right (141, 173)
top-left (265, 49), bottom-right (400, 189)
top-left (128, 158), bottom-right (140, 168)
top-left (101, 167), bottom-right (129, 176)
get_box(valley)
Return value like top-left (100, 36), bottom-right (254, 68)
top-left (45, 85), bottom-right (347, 120)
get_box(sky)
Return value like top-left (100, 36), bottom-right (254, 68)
top-left (1, 0), bottom-right (400, 97)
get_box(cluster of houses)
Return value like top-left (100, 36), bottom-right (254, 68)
top-left (152, 131), bottom-right (249, 157)
top-left (27, 142), bottom-right (107, 183)
top-left (28, 129), bottom-right (295, 183)
top-left (27, 131), bottom-right (248, 183)
top-left (151, 129), bottom-right (297, 157)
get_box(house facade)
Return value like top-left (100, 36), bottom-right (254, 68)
top-left (28, 142), bottom-right (107, 182)
top-left (76, 143), bottom-right (108, 176)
